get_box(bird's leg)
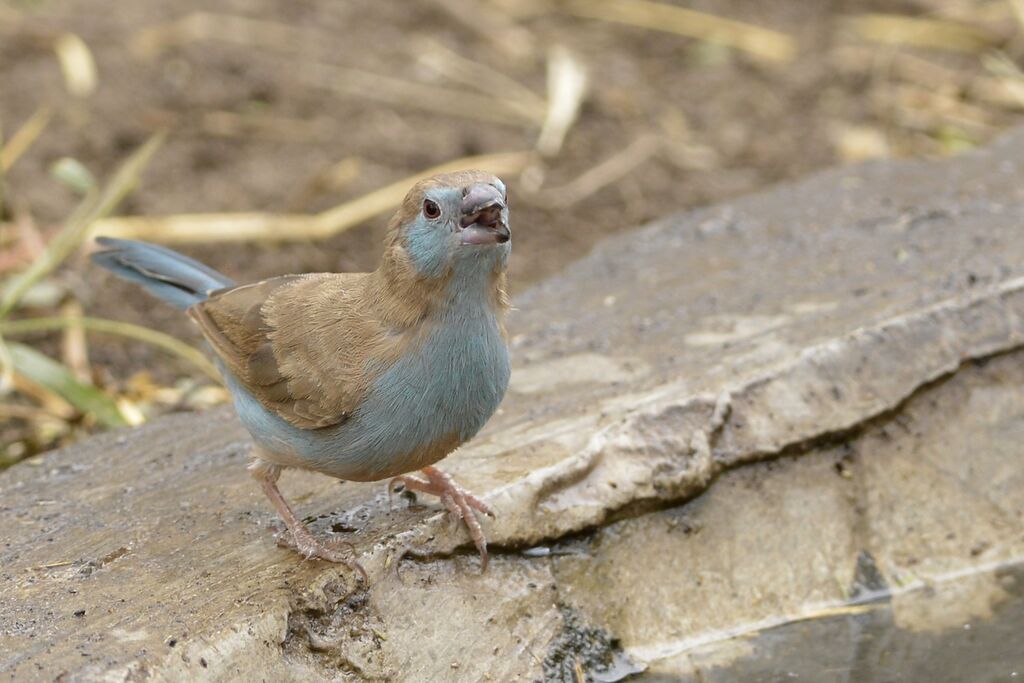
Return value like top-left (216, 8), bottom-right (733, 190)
top-left (389, 466), bottom-right (495, 570)
top-left (248, 456), bottom-right (365, 579)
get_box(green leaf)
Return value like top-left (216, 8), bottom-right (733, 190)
top-left (7, 342), bottom-right (128, 428)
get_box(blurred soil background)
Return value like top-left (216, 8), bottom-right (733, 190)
top-left (2, 0), bottom-right (1024, 464)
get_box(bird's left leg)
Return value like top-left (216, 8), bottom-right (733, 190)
top-left (390, 466), bottom-right (495, 569)
top-left (249, 455), bottom-right (365, 579)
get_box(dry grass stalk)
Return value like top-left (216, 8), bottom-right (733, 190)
top-left (982, 53), bottom-right (1024, 109)
top-left (53, 33), bottom-right (97, 97)
top-left (0, 106), bottom-right (52, 172)
top-left (59, 301), bottom-right (91, 384)
top-left (559, 0), bottom-right (796, 63)
top-left (0, 316), bottom-right (221, 381)
top-left (0, 135), bottom-right (164, 400)
top-left (831, 123), bottom-right (891, 162)
top-left (536, 46), bottom-right (588, 158)
top-left (10, 370), bottom-right (74, 418)
top-left (844, 14), bottom-right (998, 54)
top-left (572, 656), bottom-right (586, 683)
top-left (89, 151), bottom-right (535, 243)
top-left (527, 135), bottom-right (660, 207)
top-left (90, 212), bottom-right (312, 245)
top-left (416, 40), bottom-right (587, 157)
top-left (6, 342), bottom-right (128, 427)
top-left (0, 402), bottom-right (64, 422)
top-left (0, 132), bottom-right (166, 318)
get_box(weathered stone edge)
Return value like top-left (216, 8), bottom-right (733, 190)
top-left (394, 275), bottom-right (1024, 555)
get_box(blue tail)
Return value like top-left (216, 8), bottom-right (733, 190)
top-left (91, 237), bottom-right (235, 309)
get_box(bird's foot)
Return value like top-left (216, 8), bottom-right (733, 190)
top-left (389, 466), bottom-right (495, 570)
top-left (275, 526), bottom-right (367, 581)
top-left (250, 456), bottom-right (366, 580)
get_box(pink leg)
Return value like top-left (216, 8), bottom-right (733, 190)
top-left (390, 466), bottom-right (496, 570)
top-left (249, 457), bottom-right (365, 580)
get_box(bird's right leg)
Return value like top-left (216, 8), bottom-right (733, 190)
top-left (248, 453), bottom-right (365, 579)
top-left (389, 467), bottom-right (495, 570)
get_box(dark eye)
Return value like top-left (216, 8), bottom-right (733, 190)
top-left (423, 199), bottom-right (441, 219)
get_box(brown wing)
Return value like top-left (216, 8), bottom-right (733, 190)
top-left (188, 272), bottom-right (385, 429)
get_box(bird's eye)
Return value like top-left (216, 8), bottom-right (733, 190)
top-left (423, 199), bottom-right (441, 219)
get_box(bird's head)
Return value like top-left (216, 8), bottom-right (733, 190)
top-left (386, 170), bottom-right (510, 279)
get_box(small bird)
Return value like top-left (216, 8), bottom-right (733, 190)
top-left (93, 170), bottom-right (512, 571)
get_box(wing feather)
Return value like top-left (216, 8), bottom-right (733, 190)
top-left (188, 272), bottom-right (390, 429)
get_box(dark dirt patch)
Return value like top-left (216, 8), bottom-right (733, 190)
top-left (542, 604), bottom-right (643, 682)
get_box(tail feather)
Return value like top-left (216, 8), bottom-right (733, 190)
top-left (91, 237), bottom-right (235, 309)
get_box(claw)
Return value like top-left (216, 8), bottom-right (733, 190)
top-left (389, 466), bottom-right (495, 571)
top-left (250, 455), bottom-right (366, 580)
top-left (275, 527), bottom-right (367, 581)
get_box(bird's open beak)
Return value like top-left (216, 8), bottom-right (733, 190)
top-left (459, 184), bottom-right (510, 245)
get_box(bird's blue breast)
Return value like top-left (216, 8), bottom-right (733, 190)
top-left (226, 249), bottom-right (510, 481)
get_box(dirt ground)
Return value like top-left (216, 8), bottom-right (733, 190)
top-left (1, 0), bottom-right (1022, 459)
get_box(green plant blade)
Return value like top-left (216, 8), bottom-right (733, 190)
top-left (0, 131), bottom-right (166, 319)
top-left (7, 341), bottom-right (128, 428)
top-left (0, 315), bottom-right (221, 382)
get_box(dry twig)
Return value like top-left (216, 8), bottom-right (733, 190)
top-left (526, 135), bottom-right (660, 208)
top-left (59, 301), bottom-right (91, 384)
top-left (89, 151), bottom-right (535, 243)
top-left (0, 106), bottom-right (52, 172)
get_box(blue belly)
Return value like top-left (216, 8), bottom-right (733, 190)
top-left (225, 307), bottom-right (510, 481)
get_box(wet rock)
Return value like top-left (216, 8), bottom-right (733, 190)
top-left (5, 129), bottom-right (1024, 680)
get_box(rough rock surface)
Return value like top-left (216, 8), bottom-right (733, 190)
top-left (5, 129), bottom-right (1024, 681)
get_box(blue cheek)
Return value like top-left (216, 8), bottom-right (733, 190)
top-left (405, 219), bottom-right (451, 279)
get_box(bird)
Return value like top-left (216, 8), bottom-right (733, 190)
top-left (92, 170), bottom-right (512, 572)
